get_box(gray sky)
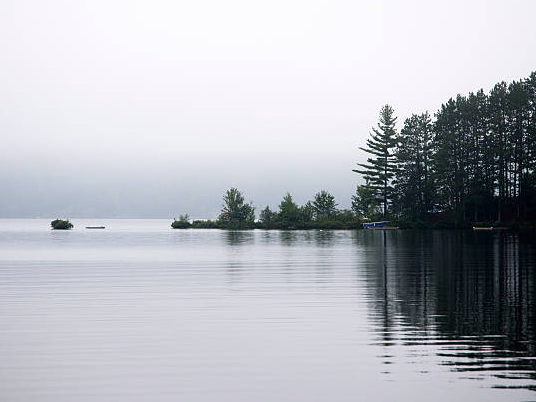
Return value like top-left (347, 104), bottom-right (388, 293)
top-left (1, 0), bottom-right (536, 218)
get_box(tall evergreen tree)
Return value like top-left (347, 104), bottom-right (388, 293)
top-left (358, 70), bottom-right (536, 226)
top-left (489, 82), bottom-right (509, 221)
top-left (353, 105), bottom-right (398, 217)
top-left (393, 112), bottom-right (434, 220)
top-left (433, 98), bottom-right (464, 220)
top-left (507, 79), bottom-right (531, 219)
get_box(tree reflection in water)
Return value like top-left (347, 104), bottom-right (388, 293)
top-left (359, 230), bottom-right (536, 390)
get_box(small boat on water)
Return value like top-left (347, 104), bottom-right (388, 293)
top-left (473, 227), bottom-right (493, 231)
top-left (86, 226), bottom-right (105, 229)
top-left (362, 221), bottom-right (397, 229)
top-left (363, 221), bottom-right (390, 228)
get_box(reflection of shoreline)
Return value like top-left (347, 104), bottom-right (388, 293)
top-left (224, 230), bottom-right (256, 246)
top-left (360, 231), bottom-right (536, 389)
top-left (222, 230), bottom-right (339, 247)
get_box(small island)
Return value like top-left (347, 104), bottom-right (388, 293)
top-left (51, 219), bottom-right (74, 230)
top-left (171, 214), bottom-right (192, 229)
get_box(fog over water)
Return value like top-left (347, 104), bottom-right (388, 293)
top-left (2, 0), bottom-right (536, 217)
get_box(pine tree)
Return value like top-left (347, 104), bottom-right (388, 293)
top-left (489, 82), bottom-right (509, 221)
top-left (507, 80), bottom-right (531, 219)
top-left (353, 105), bottom-right (398, 217)
top-left (433, 98), bottom-right (463, 219)
top-left (394, 112), bottom-right (434, 220)
top-left (277, 193), bottom-right (300, 227)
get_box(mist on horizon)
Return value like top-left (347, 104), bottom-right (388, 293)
top-left (2, 0), bottom-right (536, 218)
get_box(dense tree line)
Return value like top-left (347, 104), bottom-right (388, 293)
top-left (172, 188), bottom-right (361, 230)
top-left (354, 71), bottom-right (536, 227)
top-left (171, 71), bottom-right (535, 230)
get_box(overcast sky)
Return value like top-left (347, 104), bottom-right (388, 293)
top-left (1, 0), bottom-right (535, 218)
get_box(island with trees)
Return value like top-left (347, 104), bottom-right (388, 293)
top-left (50, 219), bottom-right (74, 230)
top-left (171, 188), bottom-right (361, 230)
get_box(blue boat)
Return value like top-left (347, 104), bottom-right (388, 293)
top-left (362, 221), bottom-right (391, 229)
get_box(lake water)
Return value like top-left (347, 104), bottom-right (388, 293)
top-left (0, 219), bottom-right (535, 401)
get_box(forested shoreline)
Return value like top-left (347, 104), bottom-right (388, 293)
top-left (171, 71), bottom-right (536, 230)
top-left (172, 188), bottom-right (361, 230)
top-left (354, 70), bottom-right (536, 228)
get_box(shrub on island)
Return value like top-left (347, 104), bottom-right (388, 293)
top-left (171, 214), bottom-right (192, 229)
top-left (191, 220), bottom-right (221, 229)
top-left (217, 188), bottom-right (256, 229)
top-left (51, 219), bottom-right (73, 230)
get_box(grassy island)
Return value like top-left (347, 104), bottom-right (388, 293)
top-left (51, 219), bottom-right (74, 230)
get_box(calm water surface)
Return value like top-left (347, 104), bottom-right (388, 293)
top-left (0, 219), bottom-right (535, 401)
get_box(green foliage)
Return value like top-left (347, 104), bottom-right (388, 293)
top-left (171, 214), bottom-right (191, 229)
top-left (351, 184), bottom-right (380, 220)
top-left (259, 206), bottom-right (277, 225)
top-left (396, 218), bottom-right (428, 229)
top-left (255, 194), bottom-right (360, 230)
top-left (168, 191), bottom-right (363, 231)
top-left (333, 209), bottom-right (356, 223)
top-left (351, 70), bottom-right (536, 227)
top-left (218, 188), bottom-right (255, 229)
top-left (393, 112), bottom-right (434, 221)
top-left (277, 193), bottom-right (301, 228)
top-left (312, 190), bottom-right (338, 219)
top-left (299, 201), bottom-right (314, 223)
top-left (191, 220), bottom-right (220, 229)
top-left (50, 219), bottom-right (73, 230)
top-left (428, 72), bottom-right (536, 224)
top-left (169, 191), bottom-right (363, 231)
top-left (353, 105), bottom-right (398, 217)
top-left (312, 220), bottom-right (345, 229)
